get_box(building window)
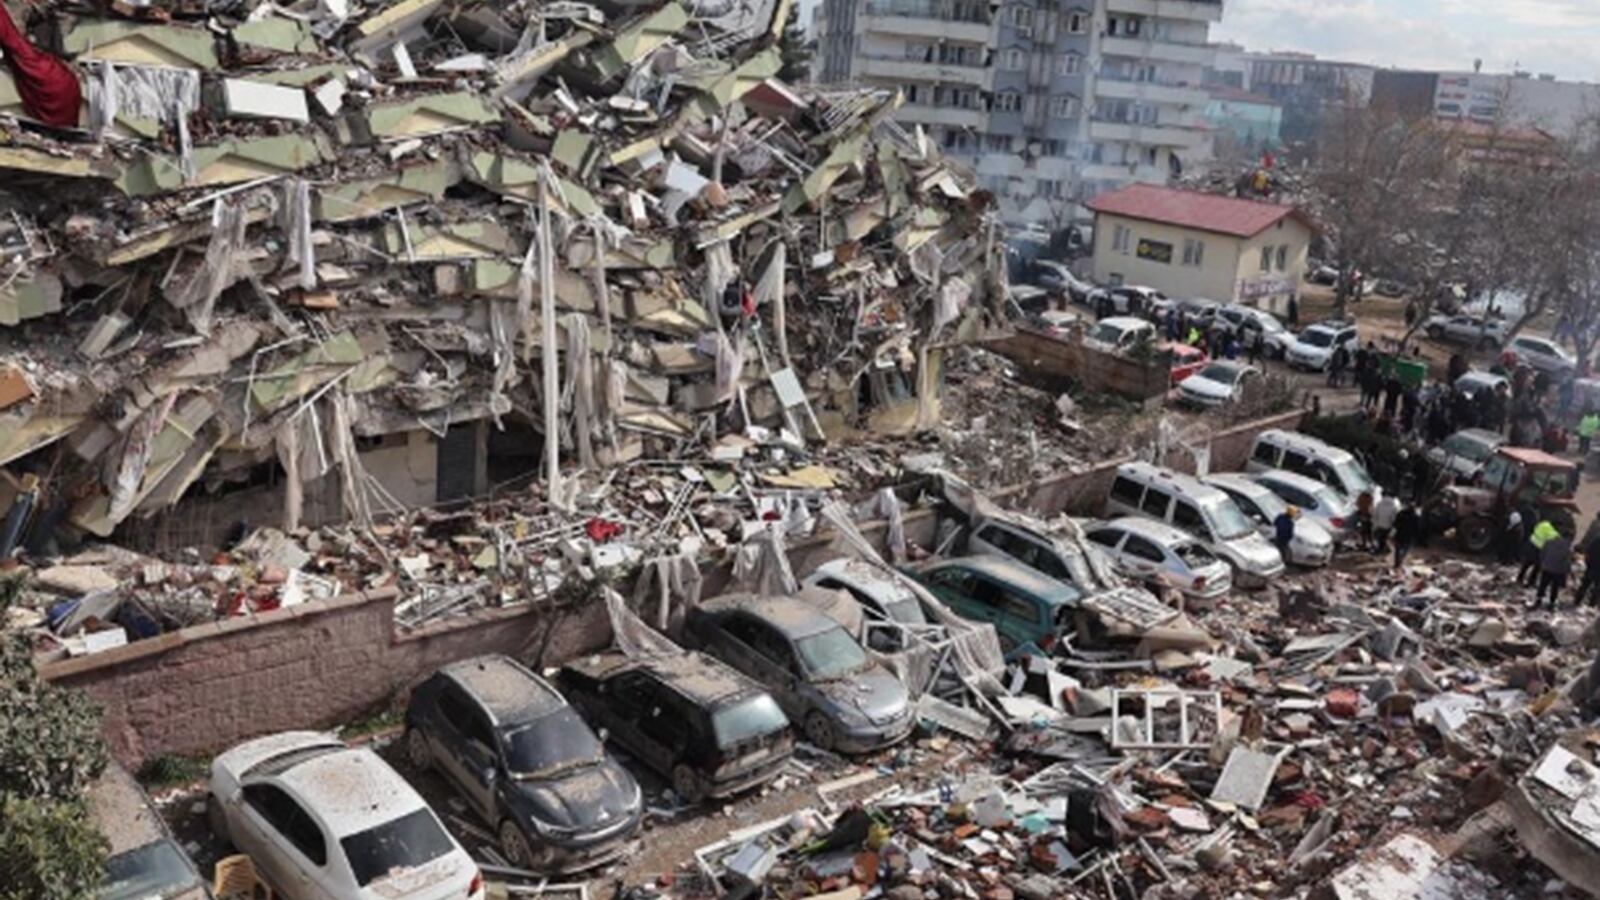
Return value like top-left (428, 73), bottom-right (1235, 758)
top-left (983, 134), bottom-right (1013, 152)
top-left (1182, 239), bottom-right (1205, 267)
top-left (1066, 10), bottom-right (1087, 34)
top-left (1113, 224), bottom-right (1132, 255)
top-left (1259, 246), bottom-right (1272, 272)
top-left (1060, 53), bottom-right (1081, 76)
top-left (1039, 139), bottom-right (1065, 156)
top-left (1007, 5), bottom-right (1033, 33)
top-left (1002, 48), bottom-right (1025, 71)
top-left (1276, 245), bottom-right (1289, 271)
top-left (904, 42), bottom-right (932, 61)
top-left (1050, 96), bottom-right (1078, 118)
top-left (993, 91), bottom-right (1021, 113)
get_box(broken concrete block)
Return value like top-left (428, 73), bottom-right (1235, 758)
top-left (0, 364), bottom-right (34, 410)
top-left (1467, 618), bottom-right (1508, 648)
top-left (222, 79), bottom-right (310, 122)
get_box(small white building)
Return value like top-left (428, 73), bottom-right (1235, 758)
top-left (1086, 184), bottom-right (1316, 317)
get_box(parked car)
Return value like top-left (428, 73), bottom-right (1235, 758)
top-left (1284, 322), bottom-right (1359, 372)
top-left (1163, 342), bottom-right (1208, 387)
top-left (93, 762), bottom-right (211, 900)
top-left (1245, 469), bottom-right (1356, 542)
top-left (1176, 298), bottom-right (1227, 331)
top-left (914, 555), bottom-right (1078, 654)
top-left (1103, 462), bottom-right (1285, 587)
top-left (1246, 428), bottom-right (1377, 502)
top-left (557, 651), bottom-right (793, 802)
top-left (1084, 316), bottom-right (1156, 354)
top-left (1455, 370), bottom-right (1510, 400)
top-left (1006, 284), bottom-right (1050, 315)
top-left (1033, 260), bottom-right (1098, 305)
top-left (1372, 278), bottom-right (1408, 298)
top-left (1084, 517), bottom-right (1232, 600)
top-left (1425, 313), bottom-right (1508, 350)
top-left (1201, 473), bottom-right (1334, 567)
top-left (1176, 361), bottom-right (1259, 408)
top-left (404, 655), bottom-right (642, 873)
top-left (682, 594), bottom-right (913, 753)
top-left (802, 557), bottom-right (930, 652)
top-left (1100, 285), bottom-right (1167, 316)
top-left (1427, 428), bottom-right (1508, 482)
top-left (1505, 334), bottom-right (1576, 376)
top-left (1307, 264), bottom-right (1340, 286)
top-left (208, 732), bottom-right (485, 900)
top-left (1218, 305), bottom-right (1293, 358)
top-left (962, 514), bottom-right (1166, 616)
top-left (1029, 308), bottom-right (1086, 338)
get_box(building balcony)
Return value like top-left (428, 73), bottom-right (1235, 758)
top-left (1094, 77), bottom-right (1208, 106)
top-left (897, 104), bottom-right (986, 129)
top-left (1089, 119), bottom-right (1209, 147)
top-left (1081, 161), bottom-right (1170, 183)
top-left (1099, 35), bottom-right (1217, 67)
top-left (859, 15), bottom-right (991, 43)
top-left (1104, 0), bottom-right (1223, 24)
top-left (859, 56), bottom-right (991, 86)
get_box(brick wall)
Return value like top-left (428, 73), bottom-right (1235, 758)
top-left (40, 589), bottom-right (610, 769)
top-left (40, 409), bottom-right (1305, 769)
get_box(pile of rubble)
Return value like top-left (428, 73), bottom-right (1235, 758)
top-left (644, 554), bottom-right (1600, 900)
top-left (0, 0), bottom-right (1006, 566)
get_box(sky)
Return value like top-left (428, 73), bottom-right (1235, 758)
top-left (1213, 0), bottom-right (1600, 82)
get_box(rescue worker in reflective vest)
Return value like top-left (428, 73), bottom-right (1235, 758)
top-left (1520, 518), bottom-right (1559, 587)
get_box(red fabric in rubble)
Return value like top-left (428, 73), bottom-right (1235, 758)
top-left (0, 4), bottom-right (81, 127)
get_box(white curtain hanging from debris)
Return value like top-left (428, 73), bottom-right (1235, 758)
top-left (87, 62), bottom-right (200, 135)
top-left (562, 312), bottom-right (597, 470)
top-left (604, 586), bottom-right (683, 659)
top-left (713, 330), bottom-right (745, 406)
top-left (731, 526), bottom-right (797, 595)
top-left (629, 552), bottom-right (703, 634)
top-left (282, 179), bottom-right (316, 291)
top-left (105, 394), bottom-right (177, 523)
top-left (165, 199), bottom-right (248, 335)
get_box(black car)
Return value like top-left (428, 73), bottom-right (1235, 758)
top-left (405, 655), bottom-right (643, 873)
top-left (557, 651), bottom-right (794, 802)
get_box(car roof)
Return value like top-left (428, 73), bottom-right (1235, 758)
top-left (1251, 468), bottom-right (1338, 496)
top-left (1458, 371), bottom-right (1505, 384)
top-left (276, 746), bottom-right (430, 838)
top-left (1198, 361), bottom-right (1252, 375)
top-left (1203, 472), bottom-right (1271, 498)
top-left (441, 655), bottom-right (566, 725)
top-left (1098, 316), bottom-right (1150, 329)
top-left (217, 731), bottom-right (347, 782)
top-left (1257, 429), bottom-right (1355, 463)
top-left (808, 557), bottom-right (918, 604)
top-left (700, 593), bottom-right (843, 639)
top-left (88, 762), bottom-right (170, 857)
top-left (923, 555), bottom-right (1079, 607)
top-left (1096, 516), bottom-right (1195, 547)
top-left (1453, 428), bottom-right (1505, 444)
top-left (562, 650), bottom-right (757, 706)
top-left (1116, 461), bottom-right (1232, 505)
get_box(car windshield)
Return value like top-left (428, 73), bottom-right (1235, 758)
top-left (1238, 486), bottom-right (1285, 521)
top-left (1333, 458), bottom-right (1373, 494)
top-left (1203, 499), bottom-right (1256, 540)
top-left (501, 707), bottom-right (605, 778)
top-left (340, 807), bottom-right (455, 888)
top-left (1175, 543), bottom-right (1218, 568)
top-left (1442, 435), bottom-right (1494, 461)
top-left (1197, 364), bottom-right (1241, 384)
top-left (795, 628), bottom-right (869, 681)
top-left (100, 839), bottom-right (202, 900)
top-left (1088, 323), bottom-right (1124, 344)
top-left (1301, 330), bottom-right (1335, 347)
top-left (711, 694), bottom-right (789, 747)
top-left (880, 595), bottom-right (928, 626)
top-left (1311, 483), bottom-right (1345, 511)
top-left (1258, 316), bottom-right (1284, 333)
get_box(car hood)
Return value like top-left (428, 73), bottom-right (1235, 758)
top-left (1291, 340), bottom-right (1331, 356)
top-left (815, 665), bottom-right (908, 723)
top-left (1181, 376), bottom-right (1234, 398)
top-left (509, 759), bottom-right (638, 831)
top-left (1221, 532), bottom-right (1284, 570)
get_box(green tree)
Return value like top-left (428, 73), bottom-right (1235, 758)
top-left (777, 4), bottom-right (812, 84)
top-left (0, 576), bottom-right (108, 899)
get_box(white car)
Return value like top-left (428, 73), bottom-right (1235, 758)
top-left (1426, 428), bottom-right (1507, 482)
top-left (1285, 323), bottom-right (1359, 372)
top-left (1202, 473), bottom-right (1334, 567)
top-left (1425, 314), bottom-right (1508, 350)
top-left (1084, 316), bottom-right (1156, 354)
top-left (1033, 260), bottom-right (1097, 305)
top-left (1177, 362), bottom-right (1259, 408)
top-left (1219, 305), bottom-right (1294, 358)
top-left (209, 732), bottom-right (484, 900)
top-left (1102, 286), bottom-right (1167, 316)
top-left (1085, 517), bottom-right (1232, 600)
top-left (1246, 470), bottom-right (1356, 543)
top-left (1505, 334), bottom-right (1576, 376)
top-left (1455, 370), bottom-right (1509, 400)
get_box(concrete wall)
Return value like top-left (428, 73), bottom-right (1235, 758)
top-left (41, 408), bottom-right (1306, 769)
top-left (1092, 211), bottom-right (1246, 301)
top-left (1233, 218), bottom-right (1313, 317)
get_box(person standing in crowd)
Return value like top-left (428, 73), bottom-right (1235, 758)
top-left (1536, 527), bottom-right (1573, 609)
top-left (1382, 370), bottom-right (1404, 419)
top-left (1500, 507), bottom-right (1526, 565)
top-left (1372, 491), bottom-right (1399, 555)
top-left (1574, 529), bottom-right (1600, 608)
top-left (1521, 516), bottom-right (1559, 586)
top-left (1393, 502), bottom-right (1421, 569)
top-left (1579, 408), bottom-right (1599, 465)
top-left (1273, 506), bottom-right (1296, 561)
top-left (1355, 489), bottom-right (1375, 551)
top-left (1400, 387), bottom-right (1420, 437)
top-left (1248, 328), bottom-right (1263, 366)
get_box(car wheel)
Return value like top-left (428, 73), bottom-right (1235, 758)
top-left (671, 763), bottom-right (706, 803)
top-left (499, 820), bottom-right (535, 870)
top-left (803, 711), bottom-right (838, 752)
top-left (206, 793), bottom-right (233, 850)
top-left (1427, 326), bottom-right (1444, 340)
top-left (405, 728), bottom-right (432, 771)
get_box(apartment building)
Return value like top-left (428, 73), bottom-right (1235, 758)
top-left (1242, 51), bottom-right (1375, 147)
top-left (812, 0), bottom-right (1224, 231)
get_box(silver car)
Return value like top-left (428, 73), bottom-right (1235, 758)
top-left (1427, 428), bottom-right (1507, 482)
top-left (1202, 473), bottom-right (1334, 567)
top-left (1085, 517), bottom-right (1232, 600)
top-left (683, 594), bottom-right (913, 754)
top-left (1246, 469), bottom-right (1356, 542)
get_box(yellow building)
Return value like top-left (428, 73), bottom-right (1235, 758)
top-left (1086, 184), bottom-right (1317, 318)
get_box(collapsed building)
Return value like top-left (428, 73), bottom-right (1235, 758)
top-left (0, 0), bottom-right (1004, 561)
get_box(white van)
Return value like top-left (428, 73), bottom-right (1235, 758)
top-left (1084, 317), bottom-right (1156, 355)
top-left (1103, 462), bottom-right (1285, 587)
top-left (1246, 429), bottom-right (1376, 501)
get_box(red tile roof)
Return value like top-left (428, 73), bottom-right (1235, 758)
top-left (1085, 184), bottom-right (1315, 238)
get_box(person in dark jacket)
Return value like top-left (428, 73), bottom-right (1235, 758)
top-left (1536, 530), bottom-right (1573, 609)
top-left (1575, 533), bottom-right (1600, 608)
top-left (1393, 503), bottom-right (1421, 568)
top-left (1382, 373), bottom-right (1404, 418)
top-left (1273, 508), bottom-right (1296, 560)
top-left (1328, 344), bottom-right (1349, 387)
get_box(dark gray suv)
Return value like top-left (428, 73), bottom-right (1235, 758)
top-left (404, 655), bottom-right (642, 873)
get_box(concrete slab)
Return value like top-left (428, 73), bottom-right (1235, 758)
top-left (222, 79), bottom-right (310, 122)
